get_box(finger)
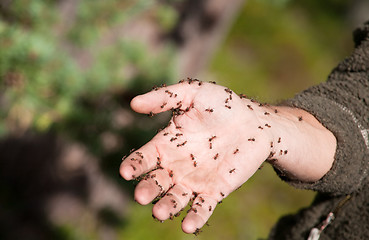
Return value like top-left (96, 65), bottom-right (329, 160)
top-left (120, 142), bottom-right (160, 180)
top-left (181, 194), bottom-right (218, 234)
top-left (130, 81), bottom-right (201, 115)
top-left (134, 168), bottom-right (172, 205)
top-left (152, 184), bottom-right (192, 221)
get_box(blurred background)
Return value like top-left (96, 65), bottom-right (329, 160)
top-left (0, 0), bottom-right (368, 239)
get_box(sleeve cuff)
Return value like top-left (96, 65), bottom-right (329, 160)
top-left (277, 91), bottom-right (369, 196)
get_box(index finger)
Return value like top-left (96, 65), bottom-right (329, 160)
top-left (120, 139), bottom-right (161, 180)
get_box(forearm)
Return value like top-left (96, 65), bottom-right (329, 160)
top-left (264, 106), bottom-right (337, 182)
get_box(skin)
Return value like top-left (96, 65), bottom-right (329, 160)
top-left (119, 80), bottom-right (337, 234)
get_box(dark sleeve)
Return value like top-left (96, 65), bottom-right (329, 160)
top-left (277, 21), bottom-right (369, 196)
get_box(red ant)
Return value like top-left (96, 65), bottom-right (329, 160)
top-left (209, 135), bottom-right (216, 142)
top-left (177, 141), bottom-right (187, 147)
top-left (161, 102), bottom-right (167, 108)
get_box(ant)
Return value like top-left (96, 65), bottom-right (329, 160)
top-left (194, 228), bottom-right (202, 236)
top-left (214, 153), bottom-right (219, 160)
top-left (164, 90), bottom-right (173, 97)
top-left (247, 105), bottom-right (253, 110)
top-left (177, 141), bottom-right (187, 147)
top-left (229, 168), bottom-right (236, 173)
top-left (224, 88), bottom-right (232, 94)
top-left (233, 148), bottom-right (239, 154)
top-left (135, 152), bottom-right (143, 158)
top-left (248, 138), bottom-right (255, 141)
top-left (205, 108), bottom-right (214, 112)
top-left (161, 102), bottom-right (167, 108)
top-left (209, 135), bottom-right (217, 142)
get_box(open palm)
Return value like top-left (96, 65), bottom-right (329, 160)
top-left (120, 80), bottom-right (275, 233)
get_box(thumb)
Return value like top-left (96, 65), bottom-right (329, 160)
top-left (130, 81), bottom-right (202, 115)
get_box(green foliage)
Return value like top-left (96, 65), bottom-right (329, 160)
top-left (211, 0), bottom-right (352, 102)
top-left (0, 0), bottom-right (177, 136)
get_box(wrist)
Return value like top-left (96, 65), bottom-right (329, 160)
top-left (264, 106), bottom-right (337, 182)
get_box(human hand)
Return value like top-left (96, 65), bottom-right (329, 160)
top-left (119, 79), bottom-right (279, 233)
top-left (119, 79), bottom-right (336, 234)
